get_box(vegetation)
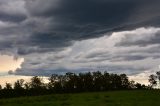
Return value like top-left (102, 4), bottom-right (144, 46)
top-left (0, 90), bottom-right (159, 106)
top-left (0, 71), bottom-right (160, 98)
top-left (0, 71), bottom-right (150, 98)
top-left (148, 71), bottom-right (160, 88)
top-left (0, 71), bottom-right (160, 105)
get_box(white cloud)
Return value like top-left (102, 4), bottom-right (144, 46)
top-left (8, 27), bottom-right (159, 81)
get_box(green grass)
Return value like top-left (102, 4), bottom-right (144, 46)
top-left (0, 90), bottom-right (160, 106)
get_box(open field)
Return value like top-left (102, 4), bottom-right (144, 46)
top-left (0, 90), bottom-right (160, 106)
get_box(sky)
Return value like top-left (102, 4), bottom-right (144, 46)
top-left (1, 0), bottom-right (160, 86)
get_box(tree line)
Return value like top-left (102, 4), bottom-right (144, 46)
top-left (0, 71), bottom-right (156, 98)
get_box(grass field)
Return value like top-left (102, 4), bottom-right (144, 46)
top-left (0, 90), bottom-right (160, 106)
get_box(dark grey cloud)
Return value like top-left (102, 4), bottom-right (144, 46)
top-left (0, 0), bottom-right (160, 77)
top-left (10, 68), bottom-right (91, 76)
top-left (0, 11), bottom-right (27, 22)
top-left (0, 0), bottom-right (160, 55)
top-left (0, 0), bottom-right (27, 22)
top-left (104, 65), bottom-right (149, 75)
top-left (25, 0), bottom-right (136, 42)
top-left (20, 0), bottom-right (160, 55)
top-left (10, 63), bottom-right (149, 76)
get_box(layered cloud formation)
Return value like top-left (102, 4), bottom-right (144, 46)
top-left (0, 0), bottom-right (160, 78)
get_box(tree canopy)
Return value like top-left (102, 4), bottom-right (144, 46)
top-left (0, 71), bottom-right (151, 98)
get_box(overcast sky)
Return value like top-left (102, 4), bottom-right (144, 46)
top-left (1, 0), bottom-right (160, 85)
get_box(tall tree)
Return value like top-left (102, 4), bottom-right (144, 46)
top-left (14, 79), bottom-right (24, 90)
top-left (4, 83), bottom-right (12, 90)
top-left (148, 74), bottom-right (157, 88)
top-left (83, 72), bottom-right (93, 91)
top-left (103, 71), bottom-right (111, 90)
top-left (48, 74), bottom-right (58, 90)
top-left (24, 82), bottom-right (31, 90)
top-left (0, 85), bottom-right (2, 90)
top-left (120, 74), bottom-right (129, 89)
top-left (110, 74), bottom-right (121, 89)
top-left (64, 72), bottom-right (78, 92)
top-left (93, 71), bottom-right (103, 91)
top-left (30, 76), bottom-right (44, 89)
top-left (129, 80), bottom-right (136, 89)
top-left (156, 71), bottom-right (160, 87)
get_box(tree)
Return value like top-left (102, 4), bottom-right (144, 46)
top-left (120, 74), bottom-right (129, 89)
top-left (13, 79), bottom-right (25, 96)
top-left (0, 85), bottom-right (2, 90)
top-left (76, 73), bottom-right (84, 91)
top-left (4, 83), bottom-right (12, 90)
top-left (64, 72), bottom-right (77, 92)
top-left (83, 72), bottom-right (93, 91)
top-left (24, 82), bottom-right (31, 90)
top-left (48, 74), bottom-right (58, 90)
top-left (129, 80), bottom-right (136, 89)
top-left (93, 71), bottom-right (103, 91)
top-left (14, 79), bottom-right (24, 90)
top-left (53, 75), bottom-right (65, 92)
top-left (148, 74), bottom-right (157, 88)
top-left (156, 71), bottom-right (160, 87)
top-left (30, 76), bottom-right (44, 89)
top-left (103, 71), bottom-right (111, 90)
top-left (109, 74), bottom-right (122, 89)
top-left (135, 83), bottom-right (146, 89)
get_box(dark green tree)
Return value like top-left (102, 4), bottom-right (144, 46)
top-left (4, 83), bottom-right (12, 90)
top-left (156, 71), bottom-right (160, 87)
top-left (148, 74), bottom-right (157, 88)
top-left (129, 80), bottom-right (136, 89)
top-left (110, 74), bottom-right (122, 89)
top-left (120, 74), bottom-right (129, 89)
top-left (24, 82), bottom-right (31, 90)
top-left (30, 76), bottom-right (45, 89)
top-left (93, 71), bottom-right (103, 91)
top-left (14, 79), bottom-right (24, 90)
top-left (0, 85), bottom-right (2, 90)
top-left (64, 72), bottom-right (78, 92)
top-left (103, 71), bottom-right (111, 90)
top-left (83, 72), bottom-right (93, 91)
top-left (135, 83), bottom-right (144, 89)
top-left (48, 74), bottom-right (58, 90)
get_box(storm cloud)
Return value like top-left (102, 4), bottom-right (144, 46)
top-left (1, 0), bottom-right (160, 54)
top-left (0, 0), bottom-right (159, 78)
